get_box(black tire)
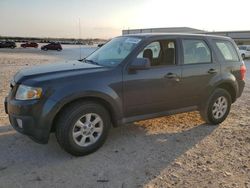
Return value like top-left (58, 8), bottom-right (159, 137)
top-left (55, 101), bottom-right (111, 156)
top-left (43, 47), bottom-right (48, 51)
top-left (200, 88), bottom-right (232, 125)
top-left (57, 48), bottom-right (62, 51)
top-left (10, 46), bottom-right (15, 49)
top-left (241, 54), bottom-right (245, 59)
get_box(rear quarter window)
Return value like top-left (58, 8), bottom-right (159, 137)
top-left (214, 40), bottom-right (239, 62)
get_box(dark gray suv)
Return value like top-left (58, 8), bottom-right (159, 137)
top-left (5, 34), bottom-right (246, 156)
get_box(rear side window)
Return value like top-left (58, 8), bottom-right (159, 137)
top-left (215, 40), bottom-right (239, 62)
top-left (182, 39), bottom-right (211, 64)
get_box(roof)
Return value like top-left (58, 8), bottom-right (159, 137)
top-left (122, 33), bottom-right (231, 40)
top-left (123, 27), bottom-right (205, 34)
top-left (122, 27), bottom-right (250, 41)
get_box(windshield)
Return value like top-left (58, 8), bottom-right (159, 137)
top-left (85, 37), bottom-right (141, 67)
top-left (239, 46), bottom-right (247, 50)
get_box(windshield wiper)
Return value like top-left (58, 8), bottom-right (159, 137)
top-left (78, 58), bottom-right (85, 62)
top-left (79, 58), bottom-right (101, 66)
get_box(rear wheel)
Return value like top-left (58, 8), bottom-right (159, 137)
top-left (200, 88), bottom-right (231, 125)
top-left (43, 47), bottom-right (48, 51)
top-left (57, 48), bottom-right (62, 51)
top-left (10, 46), bottom-right (15, 49)
top-left (241, 53), bottom-right (245, 59)
top-left (55, 101), bottom-right (111, 156)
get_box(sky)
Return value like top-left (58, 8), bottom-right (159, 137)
top-left (0, 0), bottom-right (250, 39)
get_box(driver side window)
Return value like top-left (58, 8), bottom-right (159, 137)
top-left (137, 40), bottom-right (176, 66)
top-left (137, 42), bottom-right (161, 66)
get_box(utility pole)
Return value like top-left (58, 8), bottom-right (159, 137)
top-left (79, 18), bottom-right (82, 60)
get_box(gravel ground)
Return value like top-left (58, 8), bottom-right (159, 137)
top-left (0, 48), bottom-right (249, 188)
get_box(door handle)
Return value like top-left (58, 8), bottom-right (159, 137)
top-left (164, 73), bottom-right (180, 81)
top-left (208, 69), bottom-right (218, 74)
top-left (165, 73), bottom-right (176, 78)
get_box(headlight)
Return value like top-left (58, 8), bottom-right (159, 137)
top-left (15, 85), bottom-right (42, 100)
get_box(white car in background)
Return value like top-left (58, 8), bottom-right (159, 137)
top-left (238, 45), bottom-right (250, 59)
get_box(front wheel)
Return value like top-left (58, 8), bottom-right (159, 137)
top-left (200, 88), bottom-right (231, 125)
top-left (55, 101), bottom-right (111, 156)
top-left (242, 54), bottom-right (245, 59)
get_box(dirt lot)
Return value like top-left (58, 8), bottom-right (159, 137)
top-left (0, 48), bottom-right (249, 188)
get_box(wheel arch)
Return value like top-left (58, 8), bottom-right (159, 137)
top-left (215, 82), bottom-right (237, 103)
top-left (50, 96), bottom-right (121, 132)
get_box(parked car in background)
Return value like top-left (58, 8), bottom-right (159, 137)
top-left (238, 45), bottom-right (250, 59)
top-left (21, 42), bottom-right (38, 48)
top-left (0, 41), bottom-right (16, 49)
top-left (5, 34), bottom-right (246, 156)
top-left (41, 42), bottom-right (62, 51)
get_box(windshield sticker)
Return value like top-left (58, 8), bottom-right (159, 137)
top-left (125, 38), bottom-right (141, 44)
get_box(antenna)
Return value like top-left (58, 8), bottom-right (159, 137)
top-left (79, 18), bottom-right (82, 60)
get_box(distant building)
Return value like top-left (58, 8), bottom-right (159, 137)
top-left (122, 27), bottom-right (250, 45)
top-left (206, 31), bottom-right (250, 45)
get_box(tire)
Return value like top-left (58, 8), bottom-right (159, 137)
top-left (10, 46), bottom-right (15, 49)
top-left (200, 88), bottom-right (231, 125)
top-left (57, 48), bottom-right (62, 51)
top-left (43, 48), bottom-right (48, 51)
top-left (55, 101), bottom-right (111, 156)
top-left (241, 54), bottom-right (245, 59)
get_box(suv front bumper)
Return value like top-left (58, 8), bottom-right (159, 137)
top-left (5, 97), bottom-right (56, 144)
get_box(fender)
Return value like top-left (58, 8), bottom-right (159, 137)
top-left (208, 72), bottom-right (238, 100)
top-left (39, 81), bottom-right (123, 134)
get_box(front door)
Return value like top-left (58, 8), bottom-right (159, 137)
top-left (123, 39), bottom-right (182, 118)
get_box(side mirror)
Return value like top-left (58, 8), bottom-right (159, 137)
top-left (129, 58), bottom-right (151, 71)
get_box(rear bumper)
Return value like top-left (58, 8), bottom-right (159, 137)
top-left (237, 80), bottom-right (245, 98)
top-left (5, 96), bottom-right (58, 144)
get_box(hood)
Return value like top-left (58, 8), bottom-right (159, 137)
top-left (14, 60), bottom-right (106, 84)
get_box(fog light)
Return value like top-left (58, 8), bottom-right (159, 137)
top-left (16, 119), bottom-right (23, 129)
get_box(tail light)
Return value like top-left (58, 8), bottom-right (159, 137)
top-left (240, 64), bottom-right (246, 80)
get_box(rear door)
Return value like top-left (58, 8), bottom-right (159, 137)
top-left (180, 38), bottom-right (221, 107)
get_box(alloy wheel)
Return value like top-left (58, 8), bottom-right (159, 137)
top-left (72, 113), bottom-right (103, 147)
